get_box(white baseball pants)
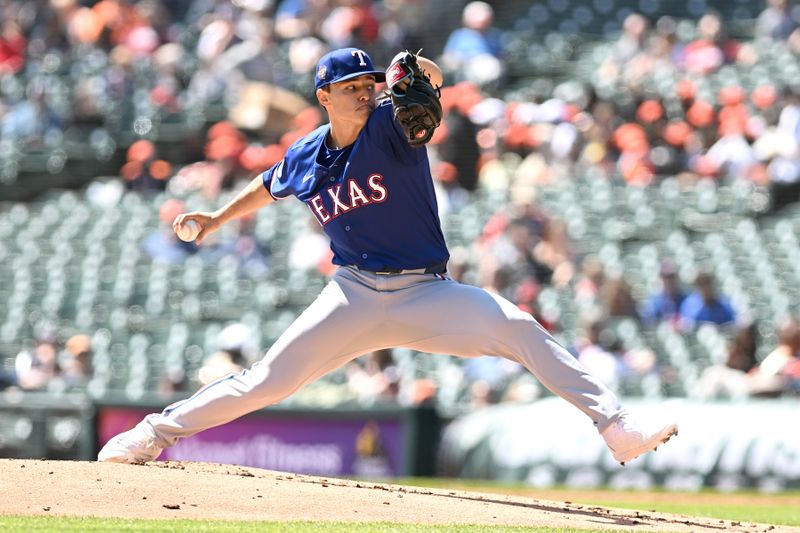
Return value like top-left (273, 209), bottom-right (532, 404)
top-left (144, 266), bottom-right (624, 446)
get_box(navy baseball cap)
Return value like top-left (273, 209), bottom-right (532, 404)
top-left (314, 48), bottom-right (386, 91)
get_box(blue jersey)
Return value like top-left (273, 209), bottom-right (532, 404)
top-left (261, 99), bottom-right (449, 271)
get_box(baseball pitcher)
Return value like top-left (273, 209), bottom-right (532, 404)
top-left (99, 48), bottom-right (677, 466)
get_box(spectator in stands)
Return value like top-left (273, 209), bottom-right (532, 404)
top-left (436, 85), bottom-right (482, 191)
top-left (377, 0), bottom-right (424, 53)
top-left (684, 11), bottom-right (739, 75)
top-left (692, 320), bottom-right (759, 399)
top-left (445, 246), bottom-right (470, 284)
top-left (758, 316), bottom-right (800, 377)
top-left (574, 315), bottom-right (628, 393)
top-left (517, 220), bottom-right (552, 284)
top-left (706, 87), bottom-right (759, 181)
top-left (776, 325), bottom-right (800, 392)
top-left (14, 333), bottom-right (60, 392)
top-left (408, 378), bottom-right (437, 407)
top-left (233, 226), bottom-right (271, 278)
top-left (189, 16), bottom-right (236, 100)
top-left (758, 91), bottom-right (800, 207)
top-left (501, 374), bottom-right (541, 404)
top-left (477, 259), bottom-right (513, 299)
top-left (532, 218), bottom-right (575, 287)
top-left (574, 255), bottom-right (605, 310)
top-left (213, 17), bottom-right (278, 84)
top-left (318, 0), bottom-right (380, 50)
top-left (640, 260), bottom-right (687, 326)
top-left (441, 1), bottom-right (504, 86)
top-left (756, 0), bottom-right (799, 40)
top-left (599, 12), bottom-right (650, 83)
top-left (653, 16), bottom-right (686, 67)
top-left (468, 379), bottom-right (495, 409)
top-left (476, 213), bottom-right (553, 287)
top-left (614, 13), bottom-right (650, 64)
top-left (0, 21), bottom-right (26, 74)
top-left (463, 350), bottom-right (523, 397)
top-left (346, 349), bottom-right (400, 405)
top-left (1, 79), bottom-right (63, 147)
top-left (149, 42), bottom-right (187, 114)
top-left (599, 276), bottom-right (639, 320)
top-left (679, 272), bottom-right (737, 329)
top-left (59, 334), bottom-right (92, 389)
top-left (200, 213), bottom-right (271, 278)
top-left (613, 122), bottom-right (656, 186)
top-left (289, 218), bottom-right (335, 277)
top-left (120, 140), bottom-right (173, 192)
top-left (201, 121), bottom-right (249, 195)
top-left (198, 323), bottom-right (255, 385)
top-left (513, 277), bottom-right (557, 333)
top-left (159, 366), bottom-right (189, 399)
top-left (197, 351), bottom-right (242, 386)
top-left (275, 0), bottom-right (326, 40)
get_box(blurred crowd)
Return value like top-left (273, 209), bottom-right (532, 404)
top-left (4, 0), bottom-right (800, 407)
top-left (7, 1), bottom-right (800, 199)
top-left (4, 257), bottom-right (800, 406)
top-left (0, 329), bottom-right (92, 393)
top-left (0, 0), bottom-right (458, 160)
top-left (430, 5), bottom-right (800, 211)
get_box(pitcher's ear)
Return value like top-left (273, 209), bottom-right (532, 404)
top-left (316, 87), bottom-right (331, 108)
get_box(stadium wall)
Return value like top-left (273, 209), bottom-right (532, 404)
top-left (438, 398), bottom-right (800, 491)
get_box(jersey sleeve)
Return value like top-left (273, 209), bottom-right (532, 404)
top-left (260, 159), bottom-right (290, 200)
top-left (368, 99), bottom-right (425, 162)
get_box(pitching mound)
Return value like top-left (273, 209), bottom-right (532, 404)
top-left (0, 459), bottom-right (787, 532)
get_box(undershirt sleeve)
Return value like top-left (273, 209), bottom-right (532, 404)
top-left (260, 159), bottom-right (290, 200)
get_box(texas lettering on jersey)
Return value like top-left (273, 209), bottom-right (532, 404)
top-left (261, 100), bottom-right (448, 270)
top-left (307, 174), bottom-right (387, 224)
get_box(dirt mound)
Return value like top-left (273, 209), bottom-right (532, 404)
top-left (0, 459), bottom-right (788, 532)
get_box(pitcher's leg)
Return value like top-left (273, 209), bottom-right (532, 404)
top-left (392, 278), bottom-right (624, 431)
top-left (143, 274), bottom-right (389, 447)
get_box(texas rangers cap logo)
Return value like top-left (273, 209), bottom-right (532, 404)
top-left (314, 48), bottom-right (386, 90)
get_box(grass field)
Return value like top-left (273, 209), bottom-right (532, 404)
top-left (395, 479), bottom-right (800, 527)
top-left (6, 488), bottom-right (800, 533)
top-left (0, 517), bottom-right (631, 533)
top-left (581, 499), bottom-right (800, 526)
top-left (3, 482), bottom-right (799, 532)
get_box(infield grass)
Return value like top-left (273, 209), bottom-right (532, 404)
top-left (585, 500), bottom-right (800, 526)
top-left (398, 478), bottom-right (800, 526)
top-left (0, 517), bottom-right (630, 532)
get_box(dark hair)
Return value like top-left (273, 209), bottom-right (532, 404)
top-left (695, 272), bottom-right (714, 286)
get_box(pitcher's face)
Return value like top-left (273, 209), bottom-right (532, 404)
top-left (317, 75), bottom-right (377, 131)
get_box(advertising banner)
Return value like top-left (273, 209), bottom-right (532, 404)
top-left (438, 398), bottom-right (800, 491)
top-left (98, 407), bottom-right (406, 477)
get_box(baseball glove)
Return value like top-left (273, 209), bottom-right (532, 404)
top-left (386, 50), bottom-right (442, 147)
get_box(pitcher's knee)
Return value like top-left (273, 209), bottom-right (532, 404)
top-left (499, 312), bottom-right (543, 337)
top-left (249, 372), bottom-right (302, 405)
top-left (500, 315), bottom-right (555, 351)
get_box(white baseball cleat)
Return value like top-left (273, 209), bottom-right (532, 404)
top-left (601, 416), bottom-right (678, 465)
top-left (98, 421), bottom-right (163, 464)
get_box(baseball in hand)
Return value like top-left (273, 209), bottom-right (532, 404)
top-left (176, 219), bottom-right (200, 242)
